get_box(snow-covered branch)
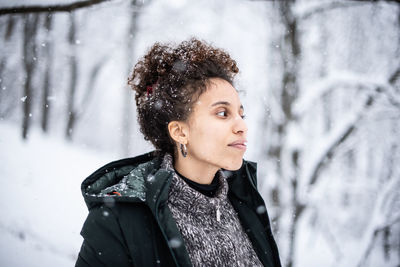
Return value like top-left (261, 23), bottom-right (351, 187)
top-left (385, 67), bottom-right (400, 108)
top-left (295, 0), bottom-right (399, 21)
top-left (294, 69), bottom-right (400, 117)
top-left (303, 85), bottom-right (382, 189)
top-left (354, 176), bottom-right (400, 267)
top-left (0, 0), bottom-right (111, 16)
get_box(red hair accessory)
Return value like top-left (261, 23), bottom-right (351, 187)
top-left (146, 85), bottom-right (153, 96)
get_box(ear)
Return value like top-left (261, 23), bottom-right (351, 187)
top-left (168, 121), bottom-right (189, 144)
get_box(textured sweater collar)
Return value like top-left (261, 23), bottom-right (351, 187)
top-left (161, 153), bottom-right (229, 216)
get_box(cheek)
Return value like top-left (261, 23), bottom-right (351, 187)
top-left (190, 122), bottom-right (225, 155)
top-left (189, 121), bottom-right (243, 170)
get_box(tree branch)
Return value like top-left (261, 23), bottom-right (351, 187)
top-left (298, 0), bottom-right (399, 21)
top-left (304, 85), bottom-right (386, 187)
top-left (355, 176), bottom-right (400, 267)
top-left (307, 98), bottom-right (361, 187)
top-left (294, 67), bottom-right (400, 116)
top-left (383, 66), bottom-right (400, 109)
top-left (302, 66), bottom-right (400, 191)
top-left (0, 0), bottom-right (111, 16)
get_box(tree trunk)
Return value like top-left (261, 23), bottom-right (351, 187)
top-left (0, 16), bottom-right (17, 117)
top-left (275, 1), bottom-right (302, 266)
top-left (66, 13), bottom-right (78, 139)
top-left (22, 13), bottom-right (39, 139)
top-left (41, 13), bottom-right (53, 133)
top-left (122, 0), bottom-right (140, 156)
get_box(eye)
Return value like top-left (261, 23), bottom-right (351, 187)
top-left (216, 110), bottom-right (228, 117)
top-left (216, 109), bottom-right (246, 119)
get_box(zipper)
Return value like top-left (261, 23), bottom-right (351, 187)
top-left (216, 205), bottom-right (221, 222)
top-left (211, 198), bottom-right (221, 222)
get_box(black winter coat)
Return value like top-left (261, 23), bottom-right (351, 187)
top-left (76, 151), bottom-right (281, 267)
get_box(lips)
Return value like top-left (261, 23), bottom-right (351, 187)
top-left (228, 139), bottom-right (247, 151)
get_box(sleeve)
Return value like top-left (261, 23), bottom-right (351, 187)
top-left (75, 205), bottom-right (134, 267)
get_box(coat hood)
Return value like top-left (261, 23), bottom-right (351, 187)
top-left (81, 151), bottom-right (163, 209)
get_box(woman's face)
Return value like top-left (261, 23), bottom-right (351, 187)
top-left (186, 78), bottom-right (247, 171)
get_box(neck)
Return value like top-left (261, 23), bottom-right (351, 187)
top-left (174, 153), bottom-right (219, 185)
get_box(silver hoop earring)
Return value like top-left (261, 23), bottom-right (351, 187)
top-left (180, 143), bottom-right (187, 158)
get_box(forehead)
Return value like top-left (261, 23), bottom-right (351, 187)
top-left (196, 78), bottom-right (241, 107)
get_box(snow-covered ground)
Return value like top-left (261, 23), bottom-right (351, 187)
top-left (0, 123), bottom-right (117, 266)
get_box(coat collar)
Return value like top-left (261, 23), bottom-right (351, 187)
top-left (81, 150), bottom-right (259, 212)
top-left (226, 159), bottom-right (259, 209)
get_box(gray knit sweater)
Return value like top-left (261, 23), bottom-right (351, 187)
top-left (162, 154), bottom-right (263, 267)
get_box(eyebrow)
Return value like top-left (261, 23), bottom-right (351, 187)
top-left (211, 101), bottom-right (244, 111)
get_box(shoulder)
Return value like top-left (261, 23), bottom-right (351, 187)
top-left (84, 202), bottom-right (155, 233)
top-left (77, 201), bottom-right (158, 267)
top-left (80, 201), bottom-right (157, 256)
top-left (82, 202), bottom-right (152, 231)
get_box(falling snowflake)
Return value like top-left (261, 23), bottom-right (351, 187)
top-left (168, 237), bottom-right (182, 248)
top-left (256, 205), bottom-right (266, 214)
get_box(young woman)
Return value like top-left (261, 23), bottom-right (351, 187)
top-left (76, 38), bottom-right (281, 267)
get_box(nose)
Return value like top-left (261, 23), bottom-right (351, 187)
top-left (233, 115), bottom-right (248, 135)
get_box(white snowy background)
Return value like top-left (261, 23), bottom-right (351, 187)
top-left (0, 0), bottom-right (399, 266)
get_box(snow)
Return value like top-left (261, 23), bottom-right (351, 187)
top-left (0, 122), bottom-right (115, 266)
top-left (0, 0), bottom-right (399, 266)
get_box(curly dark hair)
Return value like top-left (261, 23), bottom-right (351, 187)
top-left (128, 38), bottom-right (239, 155)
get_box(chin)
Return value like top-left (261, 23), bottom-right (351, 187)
top-left (221, 158), bottom-right (243, 171)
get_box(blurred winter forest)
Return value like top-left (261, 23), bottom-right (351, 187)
top-left (0, 0), bottom-right (399, 266)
